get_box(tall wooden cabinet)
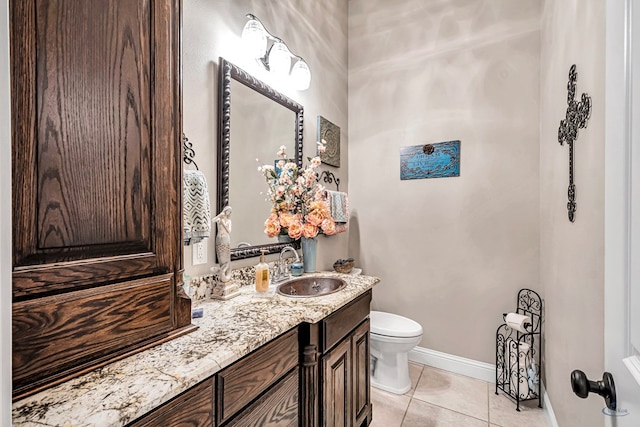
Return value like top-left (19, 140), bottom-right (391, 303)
top-left (322, 320), bottom-right (371, 427)
top-left (10, 0), bottom-right (194, 399)
top-left (301, 290), bottom-right (373, 427)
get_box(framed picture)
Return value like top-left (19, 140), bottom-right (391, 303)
top-left (317, 115), bottom-right (340, 167)
top-left (400, 140), bottom-right (461, 180)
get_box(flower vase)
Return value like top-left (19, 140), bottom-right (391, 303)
top-left (301, 236), bottom-right (318, 273)
top-left (278, 234), bottom-right (293, 244)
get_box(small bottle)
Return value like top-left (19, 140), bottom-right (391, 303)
top-left (255, 250), bottom-right (270, 293)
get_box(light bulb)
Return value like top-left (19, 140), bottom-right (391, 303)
top-left (268, 41), bottom-right (292, 76)
top-left (241, 19), bottom-right (267, 59)
top-left (291, 59), bottom-right (311, 90)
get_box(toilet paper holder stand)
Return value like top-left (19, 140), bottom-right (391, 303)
top-left (501, 313), bottom-right (532, 331)
top-left (495, 288), bottom-right (543, 412)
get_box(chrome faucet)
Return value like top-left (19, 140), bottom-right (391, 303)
top-left (272, 246), bottom-right (300, 283)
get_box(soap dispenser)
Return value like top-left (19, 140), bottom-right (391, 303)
top-left (255, 250), bottom-right (270, 293)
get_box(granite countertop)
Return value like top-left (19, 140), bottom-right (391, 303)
top-left (12, 272), bottom-right (380, 427)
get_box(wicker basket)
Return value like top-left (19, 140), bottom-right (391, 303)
top-left (333, 258), bottom-right (354, 274)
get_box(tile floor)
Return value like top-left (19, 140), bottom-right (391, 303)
top-left (370, 363), bottom-right (547, 427)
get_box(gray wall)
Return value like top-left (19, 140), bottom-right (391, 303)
top-left (183, 0), bottom-right (350, 275)
top-left (348, 0), bottom-right (541, 364)
top-left (540, 1), bottom-right (605, 426)
top-left (1, 0), bottom-right (11, 423)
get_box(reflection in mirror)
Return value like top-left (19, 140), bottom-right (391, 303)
top-left (217, 58), bottom-right (303, 260)
top-left (228, 81), bottom-right (293, 247)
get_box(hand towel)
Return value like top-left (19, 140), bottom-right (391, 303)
top-left (183, 170), bottom-right (212, 245)
top-left (327, 190), bottom-right (349, 223)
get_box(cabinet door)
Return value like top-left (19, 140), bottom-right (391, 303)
top-left (352, 320), bottom-right (371, 427)
top-left (10, 0), bottom-right (193, 399)
top-left (322, 337), bottom-right (352, 427)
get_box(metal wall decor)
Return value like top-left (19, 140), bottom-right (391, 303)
top-left (183, 133), bottom-right (199, 170)
top-left (558, 64), bottom-right (591, 222)
top-left (400, 140), bottom-right (460, 180)
top-left (317, 170), bottom-right (340, 191)
top-left (318, 116), bottom-right (341, 167)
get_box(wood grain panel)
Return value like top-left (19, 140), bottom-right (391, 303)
top-left (217, 328), bottom-right (299, 424)
top-left (12, 253), bottom-right (159, 298)
top-left (13, 274), bottom-right (174, 395)
top-left (10, 0), bottom-right (192, 400)
top-left (322, 338), bottom-right (351, 427)
top-left (226, 368), bottom-right (299, 427)
top-left (352, 320), bottom-right (371, 427)
top-left (11, 0), bottom-right (180, 293)
top-left (300, 344), bottom-right (319, 427)
top-left (10, 0), bottom-right (38, 267)
top-left (35, 0), bottom-right (151, 249)
top-left (322, 290), bottom-right (371, 354)
top-left (128, 377), bottom-right (214, 427)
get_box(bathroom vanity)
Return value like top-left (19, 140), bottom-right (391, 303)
top-left (12, 273), bottom-right (378, 427)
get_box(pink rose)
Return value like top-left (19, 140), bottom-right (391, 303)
top-left (321, 218), bottom-right (337, 235)
top-left (302, 223), bottom-right (318, 239)
top-left (306, 212), bottom-right (323, 227)
top-left (264, 215), bottom-right (281, 237)
top-left (279, 212), bottom-right (296, 228)
top-left (288, 220), bottom-right (304, 240)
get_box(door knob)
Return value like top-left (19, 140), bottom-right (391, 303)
top-left (570, 370), bottom-right (617, 410)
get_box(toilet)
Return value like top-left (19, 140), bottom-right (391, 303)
top-left (370, 311), bottom-right (423, 394)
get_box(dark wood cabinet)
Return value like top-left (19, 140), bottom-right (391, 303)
top-left (321, 320), bottom-right (371, 427)
top-left (351, 320), bottom-right (371, 427)
top-left (10, 0), bottom-right (194, 399)
top-left (225, 368), bottom-right (299, 427)
top-left (216, 328), bottom-right (299, 425)
top-left (300, 290), bottom-right (373, 427)
top-left (128, 378), bottom-right (215, 427)
top-left (322, 336), bottom-right (352, 427)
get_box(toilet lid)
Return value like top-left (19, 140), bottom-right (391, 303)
top-left (370, 311), bottom-right (423, 338)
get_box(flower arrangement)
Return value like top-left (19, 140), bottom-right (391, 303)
top-left (258, 141), bottom-right (337, 239)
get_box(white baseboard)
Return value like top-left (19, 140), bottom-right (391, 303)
top-left (408, 346), bottom-right (496, 383)
top-left (541, 382), bottom-right (559, 427)
top-left (408, 346), bottom-right (559, 427)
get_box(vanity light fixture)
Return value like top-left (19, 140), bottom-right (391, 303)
top-left (241, 14), bottom-right (311, 91)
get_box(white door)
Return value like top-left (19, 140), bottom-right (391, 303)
top-left (603, 0), bottom-right (640, 425)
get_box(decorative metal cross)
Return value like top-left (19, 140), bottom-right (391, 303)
top-left (558, 64), bottom-right (591, 222)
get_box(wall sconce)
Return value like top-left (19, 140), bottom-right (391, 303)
top-left (241, 14), bottom-right (311, 91)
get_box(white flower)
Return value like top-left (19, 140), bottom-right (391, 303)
top-left (317, 139), bottom-right (327, 154)
top-left (277, 145), bottom-right (287, 158)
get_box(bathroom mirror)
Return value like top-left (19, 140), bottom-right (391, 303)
top-left (217, 57), bottom-right (303, 260)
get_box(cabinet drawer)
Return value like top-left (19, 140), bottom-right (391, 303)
top-left (321, 290), bottom-right (371, 353)
top-left (13, 274), bottom-right (175, 396)
top-left (217, 328), bottom-right (299, 424)
top-left (226, 368), bottom-right (299, 427)
top-left (128, 378), bottom-right (214, 427)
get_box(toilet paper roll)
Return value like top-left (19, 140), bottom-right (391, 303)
top-left (505, 312), bottom-right (532, 333)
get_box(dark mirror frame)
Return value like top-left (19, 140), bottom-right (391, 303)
top-left (217, 57), bottom-right (304, 260)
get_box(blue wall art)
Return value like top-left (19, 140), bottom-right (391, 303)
top-left (400, 140), bottom-right (461, 180)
